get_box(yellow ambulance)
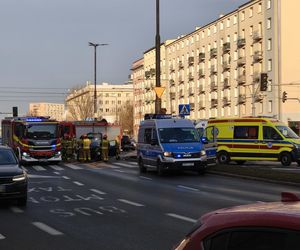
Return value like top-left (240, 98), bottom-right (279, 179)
top-left (207, 117), bottom-right (300, 166)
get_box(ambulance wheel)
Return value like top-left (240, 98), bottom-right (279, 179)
top-left (280, 152), bottom-right (292, 166)
top-left (217, 151), bottom-right (230, 164)
top-left (138, 157), bottom-right (147, 173)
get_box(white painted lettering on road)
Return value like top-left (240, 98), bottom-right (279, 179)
top-left (177, 185), bottom-right (199, 192)
top-left (118, 199), bottom-right (144, 207)
top-left (73, 181), bottom-right (84, 186)
top-left (0, 234), bottom-right (5, 240)
top-left (65, 164), bottom-right (82, 170)
top-left (32, 222), bottom-right (63, 236)
top-left (166, 213), bottom-right (197, 223)
top-left (33, 166), bottom-right (46, 171)
top-left (90, 189), bottom-right (107, 195)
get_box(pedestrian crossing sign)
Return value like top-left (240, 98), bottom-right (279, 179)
top-left (179, 104), bottom-right (190, 116)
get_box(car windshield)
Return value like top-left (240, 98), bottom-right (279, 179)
top-left (158, 128), bottom-right (200, 143)
top-left (0, 149), bottom-right (17, 165)
top-left (26, 124), bottom-right (58, 140)
top-left (276, 126), bottom-right (299, 139)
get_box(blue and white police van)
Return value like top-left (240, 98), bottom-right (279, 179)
top-left (137, 114), bottom-right (207, 176)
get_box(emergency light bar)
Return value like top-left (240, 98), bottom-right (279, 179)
top-left (16, 116), bottom-right (51, 122)
top-left (144, 114), bottom-right (173, 120)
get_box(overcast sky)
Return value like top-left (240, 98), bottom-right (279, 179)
top-left (0, 0), bottom-right (247, 118)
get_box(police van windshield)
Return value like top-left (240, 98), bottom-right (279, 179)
top-left (276, 126), bottom-right (299, 139)
top-left (158, 128), bottom-right (200, 143)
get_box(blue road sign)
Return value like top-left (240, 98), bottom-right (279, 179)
top-left (179, 104), bottom-right (190, 116)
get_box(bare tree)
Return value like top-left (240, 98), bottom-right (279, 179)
top-left (118, 101), bottom-right (134, 135)
top-left (66, 87), bottom-right (94, 121)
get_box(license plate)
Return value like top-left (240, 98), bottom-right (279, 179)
top-left (0, 185), bottom-right (6, 193)
top-left (182, 162), bottom-right (194, 167)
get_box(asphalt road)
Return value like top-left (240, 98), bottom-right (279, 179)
top-left (0, 160), bottom-right (299, 250)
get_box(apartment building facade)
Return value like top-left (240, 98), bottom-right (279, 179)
top-left (132, 0), bottom-right (300, 125)
top-left (65, 82), bottom-right (133, 123)
top-left (29, 103), bottom-right (65, 121)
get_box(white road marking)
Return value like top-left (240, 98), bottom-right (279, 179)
top-left (177, 185), bottom-right (199, 192)
top-left (0, 234), bottom-right (5, 240)
top-left (65, 164), bottom-right (82, 170)
top-left (139, 176), bottom-right (152, 181)
top-left (49, 165), bottom-right (64, 171)
top-left (166, 213), bottom-right (197, 223)
top-left (53, 172), bottom-right (61, 175)
top-left (90, 189), bottom-right (107, 195)
top-left (10, 207), bottom-right (24, 213)
top-left (73, 181), bottom-right (84, 186)
top-left (272, 168), bottom-right (300, 171)
top-left (113, 162), bottom-right (137, 168)
top-left (114, 169), bottom-right (125, 173)
top-left (28, 174), bottom-right (61, 179)
top-left (32, 222), bottom-right (63, 236)
top-left (118, 199), bottom-right (145, 207)
top-left (111, 166), bottom-right (121, 169)
top-left (32, 165), bottom-right (46, 171)
top-left (62, 176), bottom-right (70, 180)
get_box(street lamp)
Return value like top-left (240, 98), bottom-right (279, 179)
top-left (89, 42), bottom-right (109, 118)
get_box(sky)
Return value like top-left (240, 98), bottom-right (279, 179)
top-left (0, 0), bottom-right (247, 119)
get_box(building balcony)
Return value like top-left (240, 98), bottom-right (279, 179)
top-left (178, 61), bottom-right (184, 70)
top-left (188, 56), bottom-right (194, 66)
top-left (169, 79), bottom-right (175, 87)
top-left (150, 68), bottom-right (155, 76)
top-left (198, 69), bottom-right (205, 78)
top-left (253, 31), bottom-right (262, 43)
top-left (189, 87), bottom-right (194, 96)
top-left (237, 56), bottom-right (246, 67)
top-left (253, 72), bottom-right (261, 83)
top-left (255, 94), bottom-right (264, 103)
top-left (222, 42), bottom-right (231, 54)
top-left (238, 94), bottom-right (246, 104)
top-left (145, 71), bottom-right (151, 79)
top-left (210, 48), bottom-right (218, 58)
top-left (198, 52), bottom-right (205, 63)
top-left (179, 90), bottom-right (184, 98)
top-left (223, 97), bottom-right (231, 107)
top-left (170, 92), bottom-right (176, 100)
top-left (188, 73), bottom-right (194, 81)
top-left (210, 66), bottom-right (217, 75)
top-left (237, 74), bottom-right (246, 85)
top-left (199, 101), bottom-right (206, 110)
top-left (211, 99), bottom-right (218, 108)
top-left (222, 62), bottom-right (231, 72)
top-left (253, 51), bottom-right (263, 63)
top-left (237, 38), bottom-right (246, 48)
top-left (190, 103), bottom-right (195, 110)
top-left (169, 66), bottom-right (175, 73)
top-left (210, 82), bottom-right (218, 92)
top-left (178, 76), bottom-right (184, 84)
top-left (223, 78), bottom-right (230, 90)
top-left (198, 85), bottom-right (205, 94)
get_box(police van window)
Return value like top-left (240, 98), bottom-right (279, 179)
top-left (144, 128), bottom-right (152, 144)
top-left (263, 126), bottom-right (282, 140)
top-left (234, 126), bottom-right (258, 139)
top-left (158, 128), bottom-right (199, 143)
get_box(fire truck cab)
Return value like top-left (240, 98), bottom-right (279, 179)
top-left (1, 116), bottom-right (62, 163)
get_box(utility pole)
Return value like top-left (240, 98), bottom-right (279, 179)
top-left (155, 0), bottom-right (161, 113)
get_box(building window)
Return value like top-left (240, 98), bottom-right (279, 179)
top-left (267, 18), bottom-right (272, 29)
top-left (268, 101), bottom-right (272, 113)
top-left (220, 21), bottom-right (224, 30)
top-left (268, 59), bottom-right (272, 71)
top-left (268, 79), bottom-right (272, 91)
top-left (118, 93), bottom-right (121, 97)
top-left (105, 100), bottom-right (109, 104)
top-left (227, 18), bottom-right (230, 27)
top-left (241, 11), bottom-right (245, 21)
top-left (258, 3), bottom-right (262, 13)
top-left (207, 28), bottom-right (211, 36)
top-left (234, 15), bottom-right (237, 24)
top-left (267, 0), bottom-right (272, 9)
top-left (213, 25), bottom-right (217, 33)
top-left (267, 39), bottom-right (272, 50)
top-left (249, 7), bottom-right (253, 17)
top-left (250, 25), bottom-right (253, 36)
top-left (106, 108), bottom-right (109, 113)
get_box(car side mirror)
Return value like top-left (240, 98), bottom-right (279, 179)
top-left (201, 137), bottom-right (209, 144)
top-left (150, 139), bottom-right (158, 145)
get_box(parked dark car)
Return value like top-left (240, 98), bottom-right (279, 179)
top-left (121, 135), bottom-right (136, 151)
top-left (87, 132), bottom-right (102, 161)
top-left (173, 192), bottom-right (300, 250)
top-left (0, 145), bottom-right (28, 206)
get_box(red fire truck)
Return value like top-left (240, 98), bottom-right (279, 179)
top-left (1, 116), bottom-right (62, 163)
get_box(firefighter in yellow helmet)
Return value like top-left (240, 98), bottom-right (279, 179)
top-left (101, 134), bottom-right (109, 162)
top-left (82, 134), bottom-right (92, 162)
top-left (115, 136), bottom-right (121, 160)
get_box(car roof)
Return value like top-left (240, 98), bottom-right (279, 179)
top-left (200, 201), bottom-right (300, 233)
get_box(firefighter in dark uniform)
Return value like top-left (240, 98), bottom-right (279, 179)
top-left (101, 134), bottom-right (109, 162)
top-left (77, 135), bottom-right (84, 162)
top-left (61, 134), bottom-right (69, 161)
top-left (115, 136), bottom-right (121, 160)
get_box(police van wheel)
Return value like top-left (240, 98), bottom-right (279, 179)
top-left (217, 151), bottom-right (230, 164)
top-left (157, 161), bottom-right (165, 176)
top-left (138, 158), bottom-right (147, 173)
top-left (280, 152), bottom-right (292, 166)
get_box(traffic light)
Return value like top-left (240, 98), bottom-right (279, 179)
top-left (282, 91), bottom-right (288, 103)
top-left (12, 106), bottom-right (18, 117)
top-left (260, 73), bottom-right (268, 91)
